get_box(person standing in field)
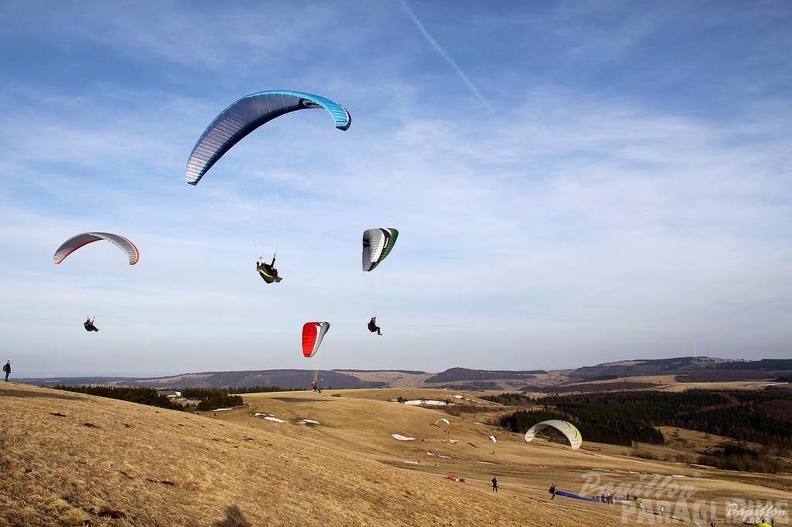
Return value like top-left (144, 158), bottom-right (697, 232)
top-left (3, 360), bottom-right (10, 381)
top-left (491, 476), bottom-right (498, 492)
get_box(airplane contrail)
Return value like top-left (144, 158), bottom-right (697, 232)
top-left (398, 0), bottom-right (493, 113)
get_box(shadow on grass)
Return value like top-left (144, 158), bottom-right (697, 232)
top-left (212, 505), bottom-right (251, 527)
top-left (0, 388), bottom-right (81, 400)
top-left (272, 397), bottom-right (330, 403)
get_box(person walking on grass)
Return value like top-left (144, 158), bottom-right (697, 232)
top-left (3, 360), bottom-right (10, 381)
top-left (491, 476), bottom-right (498, 492)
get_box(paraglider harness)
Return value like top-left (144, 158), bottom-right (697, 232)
top-left (256, 255), bottom-right (282, 284)
top-left (368, 317), bottom-right (382, 335)
top-left (84, 317), bottom-right (99, 332)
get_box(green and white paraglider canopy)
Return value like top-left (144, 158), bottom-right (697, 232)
top-left (362, 228), bottom-right (398, 272)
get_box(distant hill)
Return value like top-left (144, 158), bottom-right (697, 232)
top-left (566, 357), bottom-right (726, 381)
top-left (23, 367), bottom-right (553, 391)
top-left (566, 357), bottom-right (792, 383)
top-left (26, 369), bottom-right (386, 390)
top-left (677, 358), bottom-right (792, 382)
top-left (21, 357), bottom-right (792, 391)
top-left (424, 367), bottom-right (546, 383)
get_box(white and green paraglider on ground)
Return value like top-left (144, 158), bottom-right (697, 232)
top-left (524, 420), bottom-right (582, 450)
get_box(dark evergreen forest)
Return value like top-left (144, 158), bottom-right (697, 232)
top-left (54, 386), bottom-right (263, 412)
top-left (486, 390), bottom-right (792, 450)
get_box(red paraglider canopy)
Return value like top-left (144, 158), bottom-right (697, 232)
top-left (302, 321), bottom-right (329, 358)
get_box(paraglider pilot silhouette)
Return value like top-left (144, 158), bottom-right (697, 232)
top-left (256, 254), bottom-right (282, 283)
top-left (84, 317), bottom-right (99, 332)
top-left (368, 316), bottom-right (382, 335)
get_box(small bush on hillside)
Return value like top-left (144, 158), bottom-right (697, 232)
top-left (444, 406), bottom-right (462, 417)
top-left (55, 386), bottom-right (183, 410)
top-left (696, 444), bottom-right (786, 473)
top-left (481, 392), bottom-right (536, 406)
top-left (632, 449), bottom-right (658, 461)
top-left (197, 395), bottom-right (243, 411)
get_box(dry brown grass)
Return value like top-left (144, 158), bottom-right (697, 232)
top-left (1, 383), bottom-right (789, 526)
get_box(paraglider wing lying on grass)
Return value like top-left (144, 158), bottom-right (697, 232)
top-left (555, 490), bottom-right (600, 503)
top-left (524, 420), bottom-right (582, 450)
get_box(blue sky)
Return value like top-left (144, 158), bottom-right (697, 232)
top-left (1, 1), bottom-right (790, 377)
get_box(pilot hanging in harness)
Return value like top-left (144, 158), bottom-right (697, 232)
top-left (367, 316), bottom-right (382, 335)
top-left (256, 254), bottom-right (282, 284)
top-left (84, 317), bottom-right (99, 332)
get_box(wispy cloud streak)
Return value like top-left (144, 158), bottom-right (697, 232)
top-left (397, 0), bottom-right (493, 113)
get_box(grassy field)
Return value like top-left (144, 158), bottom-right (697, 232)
top-left (1, 382), bottom-right (789, 526)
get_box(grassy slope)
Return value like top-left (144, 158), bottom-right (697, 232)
top-left (1, 383), bottom-right (789, 526)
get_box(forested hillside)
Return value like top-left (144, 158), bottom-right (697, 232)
top-left (491, 390), bottom-right (792, 452)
